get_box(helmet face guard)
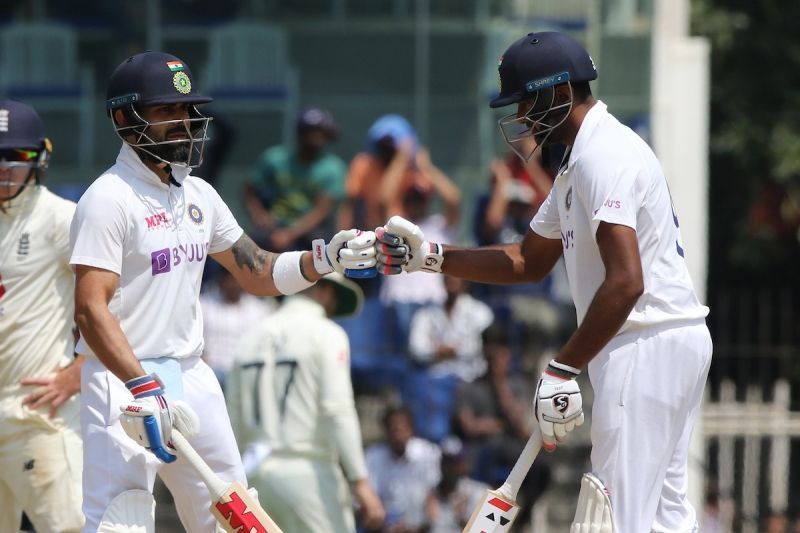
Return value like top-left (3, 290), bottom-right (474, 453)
top-left (111, 104), bottom-right (212, 169)
top-left (498, 81), bottom-right (573, 163)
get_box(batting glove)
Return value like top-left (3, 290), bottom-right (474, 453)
top-left (375, 226), bottom-right (409, 275)
top-left (312, 229), bottom-right (377, 276)
top-left (383, 215), bottom-right (444, 274)
top-left (534, 360), bottom-right (584, 452)
top-left (119, 374), bottom-right (200, 463)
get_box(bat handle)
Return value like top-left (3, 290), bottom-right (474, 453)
top-left (170, 430), bottom-right (228, 500)
top-left (345, 267), bottom-right (377, 279)
top-left (497, 427), bottom-right (543, 501)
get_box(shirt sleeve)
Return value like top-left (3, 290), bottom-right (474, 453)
top-left (529, 186), bottom-right (561, 239)
top-left (69, 182), bottom-right (127, 274)
top-left (408, 308), bottom-right (437, 364)
top-left (317, 323), bottom-right (369, 482)
top-left (50, 195), bottom-right (77, 268)
top-left (578, 162), bottom-right (644, 239)
top-left (315, 155), bottom-right (347, 200)
top-left (207, 185), bottom-right (245, 254)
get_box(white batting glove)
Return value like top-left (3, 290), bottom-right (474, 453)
top-left (119, 374), bottom-right (200, 463)
top-left (534, 360), bottom-right (584, 452)
top-left (312, 229), bottom-right (377, 275)
top-left (383, 215), bottom-right (444, 274)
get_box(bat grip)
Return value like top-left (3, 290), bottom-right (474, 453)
top-left (170, 430), bottom-right (228, 500)
top-left (497, 426), bottom-right (543, 501)
top-left (345, 267), bottom-right (377, 278)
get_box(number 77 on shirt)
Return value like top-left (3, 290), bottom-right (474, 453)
top-left (462, 427), bottom-right (543, 533)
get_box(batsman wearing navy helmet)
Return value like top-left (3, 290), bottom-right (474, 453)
top-left (69, 51), bottom-right (396, 532)
top-left (377, 32), bottom-right (712, 532)
top-left (0, 100), bottom-right (84, 532)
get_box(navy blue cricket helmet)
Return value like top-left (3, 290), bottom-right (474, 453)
top-left (106, 51), bottom-right (212, 168)
top-left (491, 32), bottom-right (597, 161)
top-left (0, 100), bottom-right (52, 205)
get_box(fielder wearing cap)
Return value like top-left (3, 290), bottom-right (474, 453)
top-left (69, 51), bottom-right (401, 531)
top-left (0, 100), bottom-right (84, 532)
top-left (228, 272), bottom-right (386, 532)
top-left (377, 31), bottom-right (712, 532)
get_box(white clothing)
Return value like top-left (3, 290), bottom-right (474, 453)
top-left (69, 143), bottom-right (243, 360)
top-left (531, 101), bottom-right (708, 329)
top-left (380, 213), bottom-right (456, 305)
top-left (0, 185), bottom-right (84, 532)
top-left (229, 296), bottom-right (369, 532)
top-left (529, 102), bottom-right (712, 532)
top-left (69, 144), bottom-right (246, 533)
top-left (80, 356), bottom-right (245, 532)
top-left (0, 186), bottom-right (76, 386)
top-left (200, 289), bottom-right (273, 373)
top-left (408, 294), bottom-right (494, 382)
top-left (588, 319), bottom-right (711, 533)
top-left (229, 296), bottom-right (368, 480)
top-left (366, 437), bottom-right (441, 529)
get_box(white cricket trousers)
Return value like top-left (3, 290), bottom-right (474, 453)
top-left (253, 454), bottom-right (356, 533)
top-left (587, 319), bottom-right (712, 533)
top-left (80, 357), bottom-right (247, 532)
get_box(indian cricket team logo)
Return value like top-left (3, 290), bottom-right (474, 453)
top-left (173, 71), bottom-right (191, 94)
top-left (565, 186), bottom-right (573, 211)
top-left (187, 203), bottom-right (204, 225)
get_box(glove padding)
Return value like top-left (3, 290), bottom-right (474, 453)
top-left (119, 374), bottom-right (200, 463)
top-left (382, 215), bottom-right (444, 274)
top-left (534, 360), bottom-right (584, 451)
top-left (313, 229), bottom-right (377, 275)
top-left (375, 227), bottom-right (409, 275)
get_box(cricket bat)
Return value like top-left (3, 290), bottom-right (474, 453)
top-left (170, 430), bottom-right (284, 533)
top-left (462, 427), bottom-right (543, 533)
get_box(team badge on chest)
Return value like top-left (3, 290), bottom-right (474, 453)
top-left (187, 203), bottom-right (204, 225)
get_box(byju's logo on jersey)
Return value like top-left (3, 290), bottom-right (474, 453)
top-left (187, 203), bottom-right (204, 225)
top-left (150, 242), bottom-right (210, 276)
top-left (145, 212), bottom-right (170, 230)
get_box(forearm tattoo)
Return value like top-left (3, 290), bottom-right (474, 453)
top-left (231, 234), bottom-right (272, 276)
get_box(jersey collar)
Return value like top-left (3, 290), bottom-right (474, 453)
top-left (116, 143), bottom-right (191, 187)
top-left (564, 100), bottom-right (608, 171)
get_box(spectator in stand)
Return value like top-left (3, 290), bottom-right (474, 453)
top-left (423, 437), bottom-right (489, 533)
top-left (366, 406), bottom-right (441, 533)
top-left (408, 276), bottom-right (494, 383)
top-left (244, 107), bottom-right (346, 251)
top-left (453, 324), bottom-right (550, 527)
top-left (199, 268), bottom-right (273, 390)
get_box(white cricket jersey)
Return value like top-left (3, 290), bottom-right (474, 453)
top-left (229, 296), bottom-right (368, 482)
top-left (69, 143), bottom-right (243, 359)
top-left (0, 186), bottom-right (76, 387)
top-left (531, 101), bottom-right (709, 330)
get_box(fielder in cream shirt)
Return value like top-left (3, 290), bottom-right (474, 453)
top-left (0, 100), bottom-right (84, 532)
top-left (229, 274), bottom-right (385, 533)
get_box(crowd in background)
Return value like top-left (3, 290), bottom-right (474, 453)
top-left (199, 106), bottom-right (573, 531)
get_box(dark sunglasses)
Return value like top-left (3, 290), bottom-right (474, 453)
top-left (0, 149), bottom-right (40, 163)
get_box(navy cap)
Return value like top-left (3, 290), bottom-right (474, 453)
top-left (490, 32), bottom-right (597, 108)
top-left (297, 107), bottom-right (339, 138)
top-left (106, 51), bottom-right (211, 114)
top-left (0, 100), bottom-right (46, 150)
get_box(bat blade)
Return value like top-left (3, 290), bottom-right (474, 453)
top-left (462, 490), bottom-right (521, 533)
top-left (170, 431), bottom-right (284, 533)
top-left (211, 481), bottom-right (283, 533)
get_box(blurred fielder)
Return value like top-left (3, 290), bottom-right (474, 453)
top-left (229, 273), bottom-right (385, 532)
top-left (69, 51), bottom-right (390, 532)
top-left (377, 32), bottom-right (712, 533)
top-left (0, 100), bottom-right (84, 532)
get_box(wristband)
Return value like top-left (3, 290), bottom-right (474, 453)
top-left (274, 251), bottom-right (316, 295)
top-left (543, 359), bottom-right (581, 381)
top-left (125, 373), bottom-right (165, 398)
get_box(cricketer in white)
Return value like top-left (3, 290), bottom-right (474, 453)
top-left (229, 274), bottom-right (385, 532)
top-left (70, 51), bottom-right (385, 532)
top-left (0, 100), bottom-right (84, 533)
